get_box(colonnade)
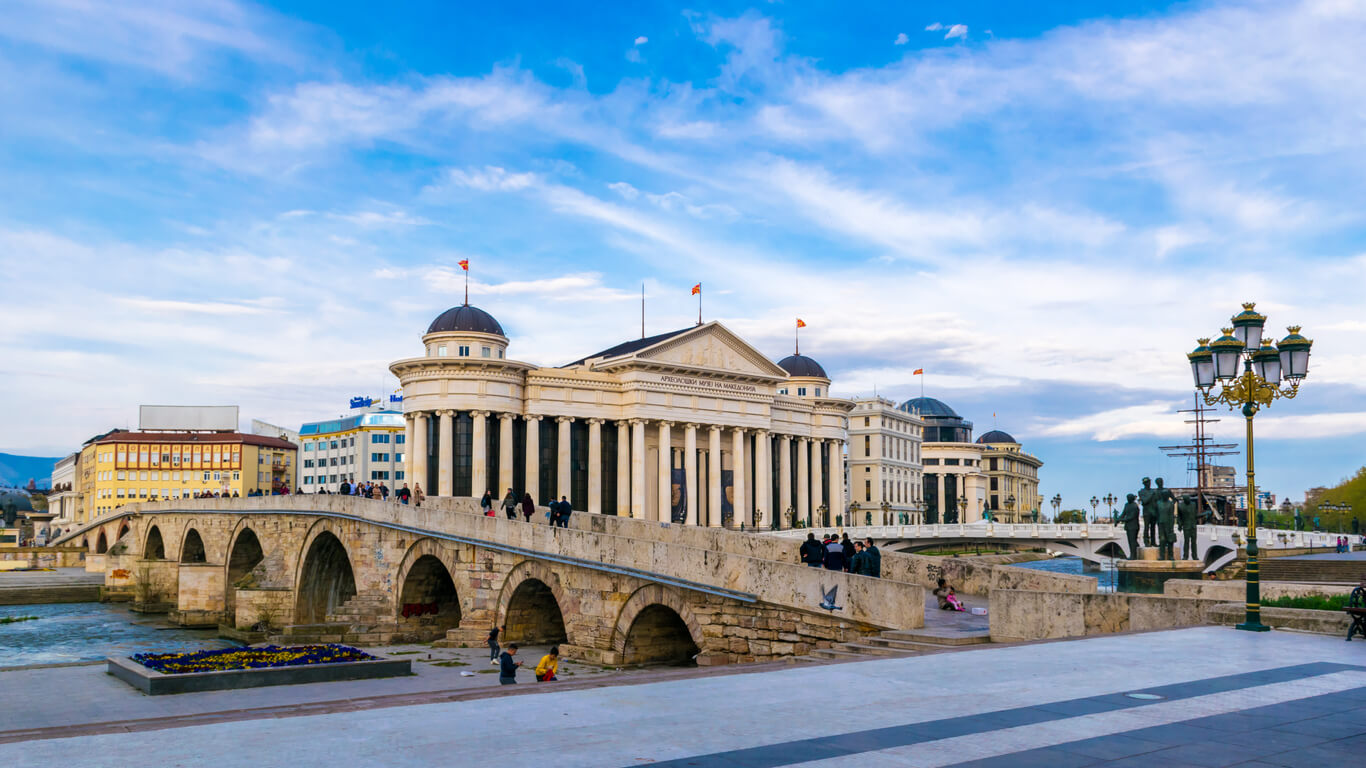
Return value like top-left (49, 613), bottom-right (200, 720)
top-left (402, 411), bottom-right (844, 527)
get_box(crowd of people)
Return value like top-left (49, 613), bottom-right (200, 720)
top-left (798, 532), bottom-right (882, 577)
top-left (486, 624), bottom-right (561, 685)
top-left (478, 489), bottom-right (575, 527)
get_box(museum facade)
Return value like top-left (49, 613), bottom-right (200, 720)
top-left (389, 304), bottom-right (853, 527)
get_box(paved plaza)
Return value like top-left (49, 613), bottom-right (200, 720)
top-left (2, 626), bottom-right (1363, 767)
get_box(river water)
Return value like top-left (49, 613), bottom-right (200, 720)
top-left (1010, 555), bottom-right (1119, 592)
top-left (0, 602), bottom-right (232, 668)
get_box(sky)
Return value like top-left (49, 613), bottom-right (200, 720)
top-left (1, 0), bottom-right (1364, 508)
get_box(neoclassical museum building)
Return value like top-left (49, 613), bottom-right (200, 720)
top-left (389, 304), bottom-right (853, 528)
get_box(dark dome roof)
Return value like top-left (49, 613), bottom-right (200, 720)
top-left (898, 397), bottom-right (959, 418)
top-left (426, 305), bottom-right (504, 336)
top-left (0, 489), bottom-right (33, 524)
top-left (977, 430), bottom-right (1017, 444)
top-left (777, 354), bottom-right (828, 378)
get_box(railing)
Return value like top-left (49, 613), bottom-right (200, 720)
top-left (765, 522), bottom-right (1121, 539)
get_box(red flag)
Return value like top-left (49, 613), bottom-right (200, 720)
top-left (458, 259), bottom-right (469, 271)
top-left (913, 368), bottom-right (923, 375)
top-left (796, 318), bottom-right (806, 328)
top-left (691, 283), bottom-right (701, 295)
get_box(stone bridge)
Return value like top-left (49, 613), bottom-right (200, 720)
top-left (769, 522), bottom-right (1349, 573)
top-left (53, 497), bottom-right (921, 665)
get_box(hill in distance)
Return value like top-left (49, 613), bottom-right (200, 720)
top-left (0, 453), bottom-right (60, 488)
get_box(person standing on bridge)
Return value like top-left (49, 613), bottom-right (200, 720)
top-left (864, 538), bottom-right (881, 578)
top-left (480, 490), bottom-right (495, 516)
top-left (398, 484), bottom-right (411, 505)
top-left (800, 533), bottom-right (822, 567)
top-left (840, 534), bottom-right (856, 572)
top-left (413, 483), bottom-right (425, 508)
top-left (502, 488), bottom-right (518, 520)
top-left (521, 492), bottom-right (535, 522)
top-left (555, 495), bottom-right (572, 528)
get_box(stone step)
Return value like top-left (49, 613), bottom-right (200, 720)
top-left (880, 630), bottom-right (991, 646)
top-left (864, 637), bottom-right (957, 653)
top-left (832, 642), bottom-right (914, 657)
top-left (280, 622), bottom-right (351, 635)
top-left (808, 647), bottom-right (870, 660)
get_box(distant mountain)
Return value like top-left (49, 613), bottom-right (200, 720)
top-left (0, 453), bottom-right (60, 488)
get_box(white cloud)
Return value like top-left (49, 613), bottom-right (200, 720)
top-left (894, 33), bottom-right (909, 46)
top-left (945, 24), bottom-right (968, 40)
top-left (440, 166), bottom-right (538, 192)
top-left (925, 23), bottom-right (944, 32)
top-left (634, 36), bottom-right (648, 46)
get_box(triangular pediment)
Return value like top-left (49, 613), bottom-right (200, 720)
top-left (599, 322), bottom-right (789, 379)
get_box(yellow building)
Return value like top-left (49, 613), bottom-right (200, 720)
top-left (82, 431), bottom-right (297, 520)
top-left (976, 430), bottom-right (1044, 522)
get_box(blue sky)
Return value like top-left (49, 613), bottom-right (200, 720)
top-left (2, 0), bottom-right (1364, 508)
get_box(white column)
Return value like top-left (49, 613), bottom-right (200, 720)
top-left (755, 430), bottom-right (770, 529)
top-left (587, 418), bottom-right (603, 515)
top-left (498, 413), bottom-right (514, 495)
top-left (471, 410), bottom-right (488, 500)
top-left (437, 410), bottom-right (453, 497)
top-left (684, 424), bottom-right (699, 526)
top-left (810, 438), bottom-right (823, 526)
top-left (731, 428), bottom-right (746, 527)
top-left (656, 421), bottom-right (673, 522)
top-left (630, 420), bottom-right (646, 519)
top-left (708, 426), bottom-right (723, 527)
top-left (413, 412), bottom-right (428, 493)
top-left (403, 414), bottom-right (414, 487)
top-left (937, 472), bottom-right (946, 523)
top-left (779, 435), bottom-right (792, 529)
top-left (525, 415), bottom-right (541, 504)
top-left (616, 421), bottom-right (631, 516)
top-left (556, 416), bottom-right (573, 504)
top-left (797, 437), bottom-right (810, 526)
top-left (828, 439), bottom-right (843, 524)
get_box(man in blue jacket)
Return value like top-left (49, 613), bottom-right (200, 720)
top-left (499, 643), bottom-right (522, 685)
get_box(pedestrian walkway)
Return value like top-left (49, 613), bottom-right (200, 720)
top-left (3, 626), bottom-right (1362, 767)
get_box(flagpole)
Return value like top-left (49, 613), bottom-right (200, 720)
top-left (795, 321), bottom-right (800, 355)
top-left (464, 263), bottom-right (469, 306)
top-left (697, 283), bottom-right (702, 326)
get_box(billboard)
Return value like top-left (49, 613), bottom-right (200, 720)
top-left (139, 405), bottom-right (239, 432)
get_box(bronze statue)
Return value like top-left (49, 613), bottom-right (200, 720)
top-left (1119, 493), bottom-right (1141, 559)
top-left (1155, 478), bottom-right (1177, 560)
top-left (1178, 494), bottom-right (1199, 559)
top-left (1137, 477), bottom-right (1157, 548)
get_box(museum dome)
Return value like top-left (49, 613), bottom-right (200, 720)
top-left (777, 354), bottom-right (828, 379)
top-left (426, 305), bottom-right (505, 336)
top-left (898, 397), bottom-right (958, 418)
top-left (976, 430), bottom-right (1017, 444)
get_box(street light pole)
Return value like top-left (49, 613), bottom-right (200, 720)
top-left (1188, 304), bottom-right (1311, 634)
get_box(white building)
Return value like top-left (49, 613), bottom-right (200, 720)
top-left (845, 397), bottom-right (924, 524)
top-left (298, 411), bottom-right (407, 492)
top-left (48, 452), bottom-right (79, 529)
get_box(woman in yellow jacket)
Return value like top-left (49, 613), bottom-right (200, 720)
top-left (534, 646), bottom-right (560, 682)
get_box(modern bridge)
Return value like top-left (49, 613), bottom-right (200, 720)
top-left (766, 522), bottom-right (1348, 572)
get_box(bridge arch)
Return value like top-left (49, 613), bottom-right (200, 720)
top-left (180, 528), bottom-right (207, 563)
top-left (225, 524), bottom-right (265, 622)
top-left (496, 560), bottom-right (569, 645)
top-left (117, 521), bottom-right (130, 543)
top-left (143, 525), bottom-right (166, 560)
top-left (611, 584), bottom-right (703, 666)
top-left (394, 539), bottom-right (462, 640)
top-left (1204, 544), bottom-right (1236, 571)
top-left (95, 531), bottom-right (108, 554)
top-left (295, 527), bottom-right (357, 624)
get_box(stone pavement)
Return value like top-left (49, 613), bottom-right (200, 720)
top-left (3, 626), bottom-right (1364, 767)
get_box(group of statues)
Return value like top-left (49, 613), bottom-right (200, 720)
top-left (1117, 477), bottom-right (1199, 560)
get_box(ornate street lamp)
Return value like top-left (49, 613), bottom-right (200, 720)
top-left (1006, 494), bottom-right (1016, 523)
top-left (1090, 496), bottom-right (1100, 524)
top-left (1103, 493), bottom-right (1117, 521)
top-left (879, 500), bottom-right (890, 526)
top-left (957, 494), bottom-right (967, 524)
top-left (1190, 302), bottom-right (1311, 632)
top-left (1050, 494), bottom-right (1062, 522)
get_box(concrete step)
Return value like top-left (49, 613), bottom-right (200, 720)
top-left (880, 630), bottom-right (991, 646)
top-left (864, 637), bottom-right (957, 653)
top-left (808, 648), bottom-right (869, 660)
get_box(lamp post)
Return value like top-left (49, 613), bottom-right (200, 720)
top-left (1188, 302), bottom-right (1311, 633)
top-left (1006, 494), bottom-right (1016, 523)
top-left (1051, 494), bottom-right (1062, 523)
top-left (1090, 496), bottom-right (1100, 525)
top-left (1103, 493), bottom-right (1117, 522)
top-left (958, 494), bottom-right (967, 524)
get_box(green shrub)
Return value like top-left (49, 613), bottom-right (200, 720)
top-left (1262, 594), bottom-right (1350, 611)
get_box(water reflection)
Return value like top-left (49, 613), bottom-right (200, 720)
top-left (0, 602), bottom-right (232, 667)
top-left (1011, 555), bottom-right (1119, 592)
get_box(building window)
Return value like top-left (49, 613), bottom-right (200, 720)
top-left (498, 350), bottom-right (504, 358)
top-left (371, 471), bottom-right (390, 480)
top-left (864, 417), bottom-right (870, 427)
top-left (117, 471), bottom-right (126, 481)
top-left (814, 387), bottom-right (821, 396)
top-left (924, 458), bottom-right (939, 466)
top-left (304, 443), bottom-right (313, 452)
top-left (395, 470), bottom-right (405, 480)
top-left (944, 458), bottom-right (960, 466)
top-left (438, 344), bottom-right (447, 356)
top-left (203, 472), bottom-right (210, 481)
top-left (459, 345), bottom-right (470, 356)
top-left (778, 388), bottom-right (788, 395)
top-left (394, 434), bottom-right (406, 444)
top-left (797, 387), bottom-right (807, 396)
top-left (371, 434), bottom-right (390, 444)
top-left (865, 480), bottom-right (871, 502)
top-left (482, 346), bottom-right (491, 357)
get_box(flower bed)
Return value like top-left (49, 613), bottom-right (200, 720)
top-left (131, 644), bottom-right (375, 675)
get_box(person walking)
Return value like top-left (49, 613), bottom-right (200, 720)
top-left (534, 646), bottom-right (560, 682)
top-left (849, 541), bottom-right (867, 576)
top-left (339, 480), bottom-right (351, 496)
top-left (864, 538), bottom-right (882, 578)
top-left (502, 489), bottom-right (518, 520)
top-left (413, 483), bottom-right (425, 508)
top-left (498, 643), bottom-right (522, 685)
top-left (480, 490), bottom-right (494, 516)
top-left (800, 533), bottom-right (822, 567)
top-left (823, 536), bottom-right (845, 571)
top-left (486, 625), bottom-right (504, 664)
top-left (521, 492), bottom-right (535, 522)
top-left (840, 534), bottom-right (856, 572)
top-left (398, 484), bottom-right (411, 505)
top-left (555, 496), bottom-right (572, 528)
